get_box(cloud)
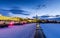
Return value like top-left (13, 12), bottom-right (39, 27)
top-left (0, 7), bottom-right (30, 16)
top-left (10, 7), bottom-right (30, 15)
top-left (32, 14), bottom-right (60, 19)
top-left (8, 12), bottom-right (34, 18)
top-left (35, 4), bottom-right (46, 10)
top-left (8, 12), bottom-right (28, 18)
top-left (0, 9), bottom-right (10, 16)
top-left (10, 9), bottom-right (29, 15)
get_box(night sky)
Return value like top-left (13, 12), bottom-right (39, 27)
top-left (0, 0), bottom-right (60, 18)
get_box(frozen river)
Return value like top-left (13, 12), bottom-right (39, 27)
top-left (40, 23), bottom-right (60, 38)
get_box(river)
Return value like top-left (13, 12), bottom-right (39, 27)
top-left (40, 23), bottom-right (60, 38)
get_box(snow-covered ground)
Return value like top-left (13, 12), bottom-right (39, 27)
top-left (0, 23), bottom-right (36, 38)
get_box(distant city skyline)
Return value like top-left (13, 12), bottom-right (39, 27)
top-left (0, 0), bottom-right (60, 18)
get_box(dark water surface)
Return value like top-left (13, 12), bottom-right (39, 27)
top-left (40, 23), bottom-right (60, 38)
